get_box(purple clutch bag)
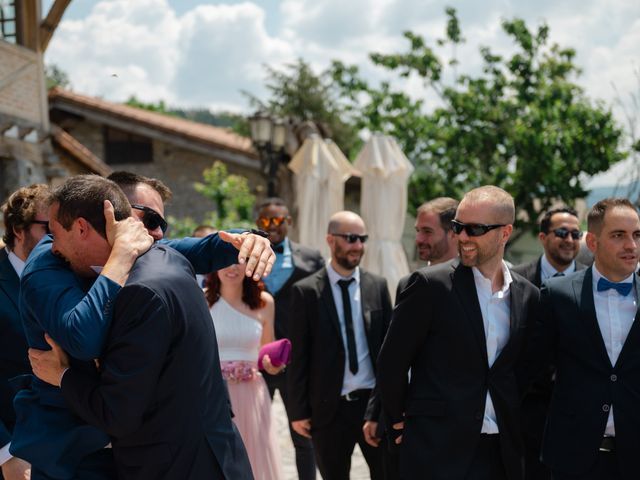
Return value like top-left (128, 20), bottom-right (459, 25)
top-left (258, 338), bottom-right (292, 370)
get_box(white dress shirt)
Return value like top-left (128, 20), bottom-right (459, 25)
top-left (326, 263), bottom-right (376, 395)
top-left (592, 265), bottom-right (637, 436)
top-left (472, 262), bottom-right (512, 434)
top-left (540, 254), bottom-right (576, 281)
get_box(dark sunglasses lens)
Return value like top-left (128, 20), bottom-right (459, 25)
top-left (467, 225), bottom-right (489, 236)
top-left (451, 221), bottom-right (463, 234)
top-left (256, 217), bottom-right (269, 229)
top-left (345, 234), bottom-right (368, 243)
top-left (144, 212), bottom-right (167, 233)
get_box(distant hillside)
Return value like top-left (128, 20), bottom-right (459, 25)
top-left (586, 181), bottom-right (640, 207)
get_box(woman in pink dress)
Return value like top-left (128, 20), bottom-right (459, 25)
top-left (206, 264), bottom-right (285, 480)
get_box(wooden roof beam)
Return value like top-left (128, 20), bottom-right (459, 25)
top-left (40, 0), bottom-right (72, 52)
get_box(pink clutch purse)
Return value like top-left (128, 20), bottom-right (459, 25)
top-left (258, 338), bottom-right (292, 370)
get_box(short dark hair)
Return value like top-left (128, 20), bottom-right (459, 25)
top-left (107, 171), bottom-right (173, 202)
top-left (1, 184), bottom-right (50, 249)
top-left (416, 197), bottom-right (459, 232)
top-left (587, 198), bottom-right (638, 234)
top-left (539, 207), bottom-right (578, 233)
top-left (257, 197), bottom-right (288, 211)
top-left (49, 175), bottom-right (131, 239)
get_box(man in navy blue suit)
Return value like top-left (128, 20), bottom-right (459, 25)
top-left (0, 184), bottom-right (51, 480)
top-left (28, 175), bottom-right (253, 479)
top-left (12, 172), bottom-right (273, 479)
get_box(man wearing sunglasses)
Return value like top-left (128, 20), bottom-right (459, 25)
top-left (255, 197), bottom-right (324, 480)
top-left (378, 186), bottom-right (539, 480)
top-left (512, 207), bottom-right (587, 480)
top-left (13, 172), bottom-right (275, 479)
top-left (288, 211), bottom-right (391, 480)
top-left (0, 184), bottom-right (51, 480)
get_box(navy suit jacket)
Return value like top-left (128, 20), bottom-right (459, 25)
top-left (60, 245), bottom-right (252, 479)
top-left (0, 249), bottom-right (30, 448)
top-left (12, 233), bottom-right (239, 477)
top-left (532, 268), bottom-right (640, 479)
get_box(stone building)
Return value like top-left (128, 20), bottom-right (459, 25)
top-left (48, 87), bottom-right (266, 221)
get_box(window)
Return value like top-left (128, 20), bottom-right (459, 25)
top-left (0, 0), bottom-right (17, 43)
top-left (103, 126), bottom-right (153, 164)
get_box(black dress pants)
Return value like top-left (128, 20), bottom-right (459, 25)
top-left (311, 394), bottom-right (384, 480)
top-left (464, 434), bottom-right (508, 480)
top-left (551, 451), bottom-right (622, 480)
top-left (264, 370), bottom-right (317, 480)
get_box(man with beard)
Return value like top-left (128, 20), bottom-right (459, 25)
top-left (512, 207), bottom-right (586, 480)
top-left (1, 184), bottom-right (51, 479)
top-left (377, 186), bottom-right (539, 480)
top-left (288, 211), bottom-right (392, 480)
top-left (513, 207), bottom-right (587, 288)
top-left (396, 197), bottom-right (459, 297)
top-left (256, 197), bottom-right (324, 480)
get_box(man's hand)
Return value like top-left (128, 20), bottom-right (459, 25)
top-left (291, 419), bottom-right (312, 439)
top-left (392, 421), bottom-right (404, 444)
top-left (102, 200), bottom-right (154, 286)
top-left (218, 231), bottom-right (275, 281)
top-left (28, 334), bottom-right (69, 387)
top-left (363, 421), bottom-right (380, 447)
top-left (1, 457), bottom-right (30, 480)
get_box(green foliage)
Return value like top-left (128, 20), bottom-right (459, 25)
top-left (166, 162), bottom-right (255, 238)
top-left (45, 64), bottom-right (70, 90)
top-left (330, 8), bottom-right (627, 238)
top-left (245, 58), bottom-right (362, 158)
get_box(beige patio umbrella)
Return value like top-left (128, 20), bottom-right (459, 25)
top-left (355, 133), bottom-right (414, 301)
top-left (288, 135), bottom-right (355, 259)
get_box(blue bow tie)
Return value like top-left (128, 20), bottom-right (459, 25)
top-left (597, 277), bottom-right (633, 296)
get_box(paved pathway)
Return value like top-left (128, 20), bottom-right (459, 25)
top-left (273, 392), bottom-right (370, 479)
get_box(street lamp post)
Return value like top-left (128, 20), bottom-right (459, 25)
top-left (248, 111), bottom-right (287, 197)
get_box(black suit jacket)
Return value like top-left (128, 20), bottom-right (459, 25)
top-left (533, 268), bottom-right (640, 479)
top-left (60, 245), bottom-right (252, 480)
top-left (0, 249), bottom-right (30, 449)
top-left (377, 261), bottom-right (539, 480)
top-left (288, 267), bottom-right (392, 429)
top-left (512, 255), bottom-right (587, 288)
top-left (268, 241), bottom-right (324, 340)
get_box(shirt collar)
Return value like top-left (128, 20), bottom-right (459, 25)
top-left (327, 262), bottom-right (360, 286)
top-left (472, 260), bottom-right (512, 296)
top-left (541, 254), bottom-right (575, 279)
top-left (7, 249), bottom-right (26, 278)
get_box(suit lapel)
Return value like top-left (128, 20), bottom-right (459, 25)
top-left (615, 273), bottom-right (640, 367)
top-left (534, 258), bottom-right (543, 288)
top-left (575, 268), bottom-right (612, 368)
top-left (359, 272), bottom-right (373, 335)
top-left (0, 250), bottom-right (20, 312)
top-left (319, 270), bottom-right (343, 339)
top-left (452, 264), bottom-right (489, 365)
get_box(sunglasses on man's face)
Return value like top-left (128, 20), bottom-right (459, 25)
top-left (256, 216), bottom-right (288, 230)
top-left (450, 220), bottom-right (506, 237)
top-left (131, 204), bottom-right (168, 234)
top-left (331, 233), bottom-right (369, 244)
top-left (551, 227), bottom-right (583, 240)
top-left (31, 220), bottom-right (50, 235)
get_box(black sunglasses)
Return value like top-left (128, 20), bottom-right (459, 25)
top-left (131, 204), bottom-right (168, 234)
top-left (451, 220), bottom-right (506, 237)
top-left (31, 220), bottom-right (50, 234)
top-left (331, 233), bottom-right (369, 244)
top-left (551, 227), bottom-right (583, 240)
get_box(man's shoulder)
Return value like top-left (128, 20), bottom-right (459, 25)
top-left (290, 241), bottom-right (324, 262)
top-left (292, 266), bottom-right (326, 289)
top-left (511, 257), bottom-right (539, 278)
top-left (22, 236), bottom-right (66, 278)
top-left (128, 244), bottom-right (192, 282)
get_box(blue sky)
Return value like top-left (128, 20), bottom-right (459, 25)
top-left (44, 0), bottom-right (639, 186)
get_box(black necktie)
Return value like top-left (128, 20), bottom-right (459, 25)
top-left (337, 278), bottom-right (358, 375)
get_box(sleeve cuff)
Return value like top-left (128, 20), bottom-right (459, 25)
top-left (0, 442), bottom-right (13, 466)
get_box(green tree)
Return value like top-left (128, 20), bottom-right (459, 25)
top-left (166, 161), bottom-right (255, 238)
top-left (45, 64), bottom-right (70, 89)
top-left (245, 58), bottom-right (361, 158)
top-left (331, 8), bottom-right (627, 238)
